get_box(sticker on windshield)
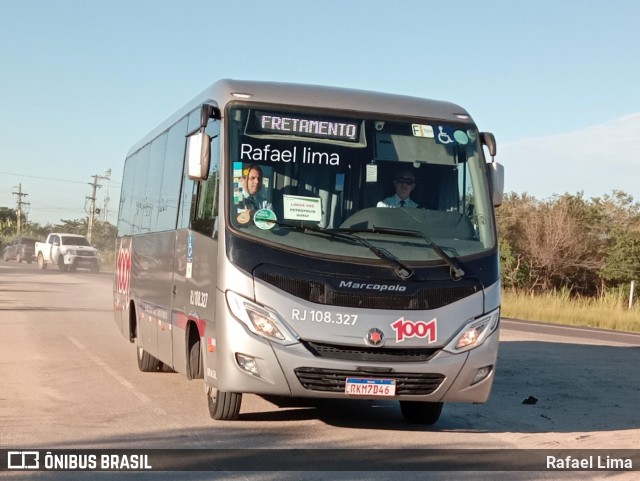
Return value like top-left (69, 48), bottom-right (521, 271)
top-left (366, 164), bottom-right (378, 182)
top-left (412, 124), bottom-right (434, 138)
top-left (237, 211), bottom-right (251, 224)
top-left (467, 130), bottom-right (478, 142)
top-left (283, 195), bottom-right (322, 222)
top-left (254, 209), bottom-right (277, 230)
top-left (435, 126), bottom-right (454, 144)
top-left (454, 130), bottom-right (469, 145)
top-left (233, 161), bottom-right (243, 178)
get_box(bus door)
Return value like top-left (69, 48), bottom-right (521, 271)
top-left (169, 115), bottom-right (220, 375)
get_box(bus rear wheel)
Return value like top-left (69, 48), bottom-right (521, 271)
top-left (207, 387), bottom-right (242, 420)
top-left (137, 345), bottom-right (161, 372)
top-left (399, 401), bottom-right (443, 424)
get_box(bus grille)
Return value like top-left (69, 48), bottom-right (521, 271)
top-left (256, 272), bottom-right (477, 310)
top-left (294, 367), bottom-right (445, 395)
top-left (303, 341), bottom-right (438, 363)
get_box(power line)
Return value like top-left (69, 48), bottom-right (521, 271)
top-left (1, 170), bottom-right (120, 227)
top-left (27, 205), bottom-right (85, 212)
top-left (0, 170), bottom-right (120, 186)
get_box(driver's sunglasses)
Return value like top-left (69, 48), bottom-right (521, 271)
top-left (395, 177), bottom-right (415, 186)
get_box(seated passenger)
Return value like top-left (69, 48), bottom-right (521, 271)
top-left (377, 169), bottom-right (419, 208)
top-left (238, 164), bottom-right (272, 211)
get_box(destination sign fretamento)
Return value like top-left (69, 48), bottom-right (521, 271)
top-left (253, 111), bottom-right (360, 142)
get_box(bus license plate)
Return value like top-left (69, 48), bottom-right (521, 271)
top-left (345, 378), bottom-right (396, 397)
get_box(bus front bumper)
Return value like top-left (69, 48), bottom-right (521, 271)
top-left (204, 306), bottom-right (499, 404)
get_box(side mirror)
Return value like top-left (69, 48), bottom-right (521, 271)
top-left (489, 162), bottom-right (504, 206)
top-left (187, 131), bottom-right (211, 180)
top-left (480, 132), bottom-right (497, 159)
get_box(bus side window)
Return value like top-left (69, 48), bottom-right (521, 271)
top-left (191, 119), bottom-right (220, 237)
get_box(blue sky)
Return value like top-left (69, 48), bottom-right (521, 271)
top-left (1, 0), bottom-right (639, 225)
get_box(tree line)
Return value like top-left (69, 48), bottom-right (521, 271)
top-left (497, 190), bottom-right (640, 298)
top-left (0, 209), bottom-right (116, 255)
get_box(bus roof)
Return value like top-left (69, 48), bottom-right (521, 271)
top-left (127, 79), bottom-right (473, 157)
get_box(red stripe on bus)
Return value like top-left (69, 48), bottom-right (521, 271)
top-left (174, 311), bottom-right (206, 336)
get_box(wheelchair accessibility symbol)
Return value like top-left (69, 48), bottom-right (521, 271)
top-left (437, 126), bottom-right (453, 144)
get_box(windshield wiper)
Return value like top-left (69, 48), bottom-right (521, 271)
top-left (272, 221), bottom-right (413, 280)
top-left (336, 226), bottom-right (466, 280)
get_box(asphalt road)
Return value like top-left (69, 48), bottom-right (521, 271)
top-left (1, 261), bottom-right (638, 480)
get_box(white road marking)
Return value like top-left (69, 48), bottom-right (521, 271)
top-left (67, 335), bottom-right (167, 416)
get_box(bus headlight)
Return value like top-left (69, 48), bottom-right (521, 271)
top-left (226, 291), bottom-right (298, 345)
top-left (443, 308), bottom-right (500, 354)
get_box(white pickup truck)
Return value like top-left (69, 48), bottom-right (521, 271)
top-left (35, 233), bottom-right (100, 272)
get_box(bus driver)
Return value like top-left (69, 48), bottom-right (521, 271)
top-left (377, 169), bottom-right (419, 208)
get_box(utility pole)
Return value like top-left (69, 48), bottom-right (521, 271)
top-left (86, 175), bottom-right (101, 242)
top-left (102, 168), bottom-right (111, 221)
top-left (86, 171), bottom-right (111, 241)
top-left (12, 183), bottom-right (30, 235)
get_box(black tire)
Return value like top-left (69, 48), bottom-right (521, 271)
top-left (399, 401), bottom-right (443, 424)
top-left (37, 253), bottom-right (47, 270)
top-left (58, 255), bottom-right (69, 272)
top-left (57, 256), bottom-right (68, 272)
top-left (207, 388), bottom-right (242, 420)
top-left (188, 338), bottom-right (203, 379)
top-left (137, 344), bottom-right (161, 372)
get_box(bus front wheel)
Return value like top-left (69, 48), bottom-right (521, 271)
top-left (399, 401), bottom-right (443, 424)
top-left (188, 338), bottom-right (203, 379)
top-left (207, 387), bottom-right (242, 420)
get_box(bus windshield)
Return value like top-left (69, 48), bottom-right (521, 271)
top-left (228, 106), bottom-right (496, 263)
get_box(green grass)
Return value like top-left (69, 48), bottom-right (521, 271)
top-left (502, 290), bottom-right (640, 333)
